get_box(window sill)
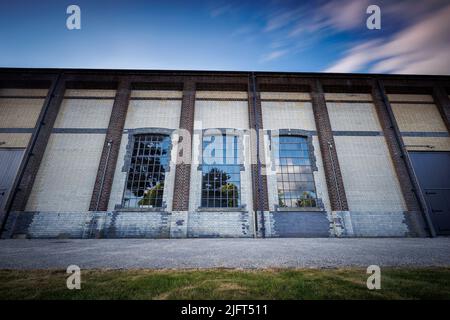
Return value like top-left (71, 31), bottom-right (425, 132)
top-left (114, 207), bottom-right (168, 213)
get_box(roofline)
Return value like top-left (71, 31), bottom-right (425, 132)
top-left (0, 67), bottom-right (449, 80)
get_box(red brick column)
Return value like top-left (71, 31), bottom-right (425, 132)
top-left (310, 80), bottom-right (348, 211)
top-left (89, 79), bottom-right (131, 211)
top-left (172, 80), bottom-right (196, 211)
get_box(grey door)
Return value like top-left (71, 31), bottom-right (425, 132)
top-left (410, 152), bottom-right (450, 235)
top-left (0, 149), bottom-right (25, 213)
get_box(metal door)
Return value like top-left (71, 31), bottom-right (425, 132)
top-left (409, 152), bottom-right (450, 235)
top-left (0, 149), bottom-right (25, 213)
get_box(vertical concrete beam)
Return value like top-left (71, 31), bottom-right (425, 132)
top-left (310, 80), bottom-right (348, 211)
top-left (89, 79), bottom-right (131, 211)
top-left (172, 80), bottom-right (196, 211)
top-left (432, 85), bottom-right (450, 132)
top-left (8, 74), bottom-right (66, 213)
top-left (248, 75), bottom-right (269, 214)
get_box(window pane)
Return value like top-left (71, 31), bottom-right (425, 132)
top-left (201, 134), bottom-right (241, 208)
top-left (275, 136), bottom-right (317, 208)
top-left (122, 134), bottom-right (170, 208)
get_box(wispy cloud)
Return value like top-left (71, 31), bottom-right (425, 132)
top-left (325, 4), bottom-right (450, 74)
top-left (210, 3), bottom-right (234, 18)
top-left (259, 49), bottom-right (289, 62)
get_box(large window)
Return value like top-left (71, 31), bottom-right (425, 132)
top-left (275, 136), bottom-right (317, 208)
top-left (201, 134), bottom-right (241, 208)
top-left (122, 134), bottom-right (170, 208)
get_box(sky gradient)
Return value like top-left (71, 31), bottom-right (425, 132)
top-left (0, 0), bottom-right (449, 74)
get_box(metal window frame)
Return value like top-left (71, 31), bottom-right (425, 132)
top-left (197, 128), bottom-right (246, 209)
top-left (116, 127), bottom-right (174, 211)
top-left (267, 129), bottom-right (324, 211)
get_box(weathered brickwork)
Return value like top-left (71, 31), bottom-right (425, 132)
top-left (172, 80), bottom-right (195, 211)
top-left (311, 81), bottom-right (349, 211)
top-left (89, 80), bottom-right (131, 211)
top-left (334, 211), bottom-right (410, 237)
top-left (3, 211), bottom-right (170, 239)
top-left (248, 79), bottom-right (269, 214)
top-left (187, 211), bottom-right (252, 238)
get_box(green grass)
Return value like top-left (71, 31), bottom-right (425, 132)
top-left (0, 268), bottom-right (450, 300)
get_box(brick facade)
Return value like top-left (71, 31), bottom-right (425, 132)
top-left (310, 80), bottom-right (349, 211)
top-left (172, 80), bottom-right (195, 211)
top-left (1, 69), bottom-right (449, 238)
top-left (89, 80), bottom-right (131, 211)
top-left (8, 75), bottom-right (66, 212)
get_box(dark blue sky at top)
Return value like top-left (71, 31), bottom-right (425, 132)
top-left (0, 0), bottom-right (449, 74)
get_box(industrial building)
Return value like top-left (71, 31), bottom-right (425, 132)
top-left (0, 68), bottom-right (449, 238)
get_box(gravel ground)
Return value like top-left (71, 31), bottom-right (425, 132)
top-left (0, 238), bottom-right (449, 269)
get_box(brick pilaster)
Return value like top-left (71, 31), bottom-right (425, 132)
top-left (371, 81), bottom-right (421, 212)
top-left (310, 80), bottom-right (349, 211)
top-left (432, 86), bottom-right (450, 132)
top-left (172, 80), bottom-right (196, 211)
top-left (248, 75), bottom-right (269, 212)
top-left (89, 79), bottom-right (131, 211)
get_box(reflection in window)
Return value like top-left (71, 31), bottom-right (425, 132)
top-left (122, 134), bottom-right (170, 208)
top-left (201, 134), bottom-right (241, 208)
top-left (275, 136), bottom-right (317, 208)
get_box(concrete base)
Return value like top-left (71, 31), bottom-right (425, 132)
top-left (1, 209), bottom-right (425, 239)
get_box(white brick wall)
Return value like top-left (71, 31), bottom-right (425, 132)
top-left (261, 101), bottom-right (315, 131)
top-left (327, 102), bottom-right (381, 131)
top-left (0, 98), bottom-right (45, 128)
top-left (334, 136), bottom-right (406, 211)
top-left (125, 100), bottom-right (181, 129)
top-left (26, 134), bottom-right (106, 212)
top-left (54, 99), bottom-right (114, 129)
top-left (194, 100), bottom-right (249, 129)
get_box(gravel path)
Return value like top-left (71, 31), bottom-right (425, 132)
top-left (0, 238), bottom-right (449, 269)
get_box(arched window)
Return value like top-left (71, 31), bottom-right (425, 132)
top-left (201, 134), bottom-right (241, 208)
top-left (275, 135), bottom-right (317, 208)
top-left (122, 134), bottom-right (170, 208)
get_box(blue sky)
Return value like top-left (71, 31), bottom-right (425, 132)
top-left (0, 0), bottom-right (449, 74)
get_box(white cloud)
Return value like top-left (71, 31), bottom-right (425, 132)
top-left (259, 49), bottom-right (289, 62)
top-left (325, 4), bottom-right (450, 74)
